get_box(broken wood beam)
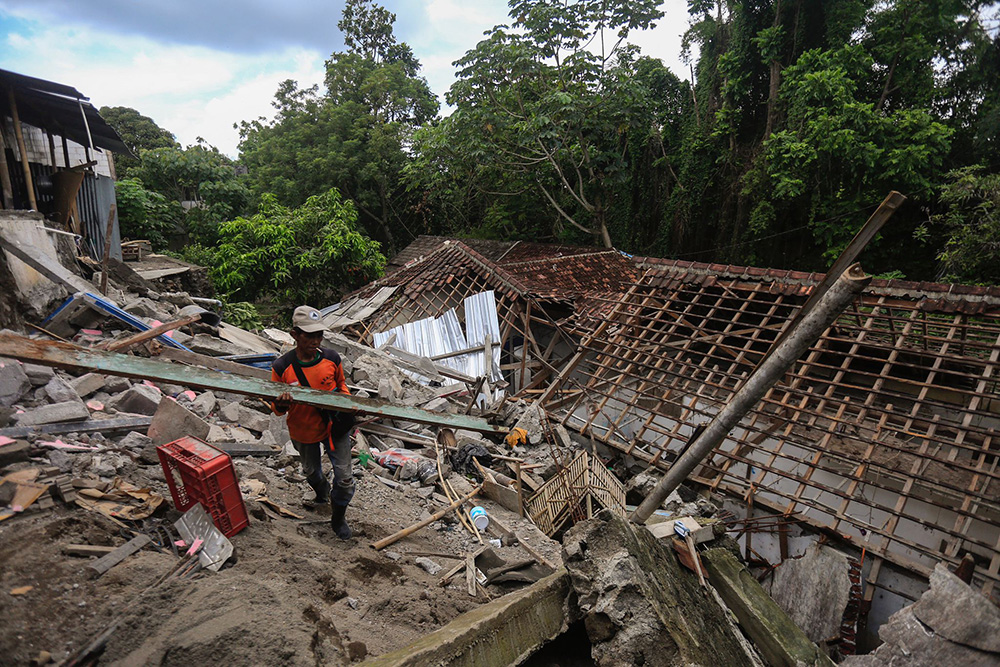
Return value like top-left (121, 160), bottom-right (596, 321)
top-left (0, 416), bottom-right (152, 439)
top-left (64, 544), bottom-right (117, 558)
top-left (106, 313), bottom-right (201, 352)
top-left (701, 548), bottom-right (835, 667)
top-left (630, 264), bottom-right (871, 524)
top-left (0, 333), bottom-right (504, 435)
top-left (372, 487), bottom-right (481, 550)
top-left (87, 534), bottom-right (151, 577)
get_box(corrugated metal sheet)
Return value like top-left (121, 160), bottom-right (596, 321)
top-left (77, 173), bottom-right (120, 262)
top-left (372, 290), bottom-right (505, 404)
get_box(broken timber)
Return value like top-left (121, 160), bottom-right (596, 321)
top-left (0, 333), bottom-right (504, 435)
top-left (0, 416), bottom-right (152, 439)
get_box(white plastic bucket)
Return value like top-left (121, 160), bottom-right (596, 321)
top-left (469, 506), bottom-right (489, 531)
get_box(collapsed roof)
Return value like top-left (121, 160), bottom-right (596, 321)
top-left (350, 236), bottom-right (1000, 598)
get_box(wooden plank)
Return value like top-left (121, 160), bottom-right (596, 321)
top-left (481, 477), bottom-right (522, 514)
top-left (0, 333), bottom-right (504, 435)
top-left (0, 416), bottom-right (152, 439)
top-left (157, 347), bottom-right (271, 380)
top-left (466, 554), bottom-right (477, 596)
top-left (64, 544), bottom-right (117, 558)
top-left (87, 534), bottom-right (151, 577)
top-left (701, 548), bottom-right (835, 667)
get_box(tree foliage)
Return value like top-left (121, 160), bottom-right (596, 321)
top-left (114, 177), bottom-right (180, 248)
top-left (931, 167), bottom-right (1000, 284)
top-left (209, 189), bottom-right (386, 305)
top-left (99, 106), bottom-right (178, 179)
top-left (237, 0), bottom-right (437, 253)
top-left (433, 0), bottom-right (665, 247)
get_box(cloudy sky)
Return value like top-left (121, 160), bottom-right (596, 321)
top-left (0, 0), bottom-right (692, 157)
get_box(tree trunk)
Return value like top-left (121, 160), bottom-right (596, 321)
top-left (764, 0), bottom-right (783, 140)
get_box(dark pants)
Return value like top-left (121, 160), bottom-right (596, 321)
top-left (292, 430), bottom-right (355, 507)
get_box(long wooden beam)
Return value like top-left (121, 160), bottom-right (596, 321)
top-left (0, 333), bottom-right (504, 435)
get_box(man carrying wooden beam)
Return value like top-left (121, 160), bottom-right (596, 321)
top-left (271, 306), bottom-right (358, 539)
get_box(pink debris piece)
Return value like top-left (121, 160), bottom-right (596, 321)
top-left (0, 436), bottom-right (15, 447)
top-left (186, 538), bottom-right (204, 556)
top-left (180, 390), bottom-right (196, 401)
top-left (86, 400), bottom-right (104, 411)
top-left (79, 329), bottom-right (102, 336)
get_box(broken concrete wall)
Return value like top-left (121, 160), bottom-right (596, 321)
top-left (765, 542), bottom-right (852, 643)
top-left (562, 511), bottom-right (758, 666)
top-left (0, 211), bottom-right (68, 324)
top-left (843, 563), bottom-right (1000, 667)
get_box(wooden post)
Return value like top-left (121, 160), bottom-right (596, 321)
top-left (100, 204), bottom-right (116, 295)
top-left (7, 87), bottom-right (38, 210)
top-left (105, 313), bottom-right (201, 352)
top-left (0, 123), bottom-right (14, 208)
top-left (372, 487), bottom-right (481, 550)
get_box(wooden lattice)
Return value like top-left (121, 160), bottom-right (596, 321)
top-left (525, 451), bottom-right (626, 536)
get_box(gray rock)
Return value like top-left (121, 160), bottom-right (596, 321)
top-left (190, 391), bottom-right (217, 418)
top-left (421, 397), bottom-right (451, 413)
top-left (70, 373), bottom-right (106, 398)
top-left (16, 400), bottom-right (90, 425)
top-left (562, 512), bottom-right (756, 666)
top-left (414, 557), bottom-right (442, 575)
top-left (219, 401), bottom-right (242, 423)
top-left (22, 363), bottom-right (55, 386)
top-left (103, 376), bottom-right (131, 393)
top-left (47, 449), bottom-right (75, 473)
top-left (124, 297), bottom-right (170, 322)
top-left (43, 376), bottom-right (82, 404)
top-left (0, 358), bottom-right (31, 407)
top-left (239, 407), bottom-right (271, 433)
top-left (118, 431), bottom-right (153, 450)
top-left (108, 385), bottom-right (162, 416)
top-left (139, 444), bottom-right (161, 466)
top-left (147, 397), bottom-right (210, 446)
top-left (383, 551), bottom-right (401, 562)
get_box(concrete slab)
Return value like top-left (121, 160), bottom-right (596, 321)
top-left (364, 570), bottom-right (569, 667)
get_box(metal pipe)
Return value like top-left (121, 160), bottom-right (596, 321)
top-left (630, 263), bottom-right (871, 524)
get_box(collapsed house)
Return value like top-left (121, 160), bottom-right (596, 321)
top-left (2, 230), bottom-right (1000, 665)
top-left (0, 68), bottom-right (130, 260)
top-left (331, 236), bottom-right (1000, 650)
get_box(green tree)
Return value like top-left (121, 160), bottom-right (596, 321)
top-left (931, 167), bottom-right (1000, 284)
top-left (441, 0), bottom-right (664, 248)
top-left (133, 143), bottom-right (251, 245)
top-left (238, 0), bottom-right (437, 253)
top-left (210, 189), bottom-right (386, 305)
top-left (114, 177), bottom-right (181, 248)
top-left (99, 106), bottom-right (178, 179)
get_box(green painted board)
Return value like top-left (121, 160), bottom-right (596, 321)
top-left (0, 333), bottom-right (504, 435)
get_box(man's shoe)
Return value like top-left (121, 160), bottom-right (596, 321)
top-left (331, 504), bottom-right (352, 540)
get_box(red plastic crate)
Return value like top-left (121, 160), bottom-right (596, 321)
top-left (156, 436), bottom-right (248, 537)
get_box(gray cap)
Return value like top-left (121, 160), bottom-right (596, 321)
top-left (292, 305), bottom-right (325, 333)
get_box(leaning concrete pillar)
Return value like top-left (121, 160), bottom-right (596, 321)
top-left (630, 263), bottom-right (871, 524)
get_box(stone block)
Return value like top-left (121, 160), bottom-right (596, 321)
top-left (108, 384), bottom-right (162, 416)
top-left (147, 397), bottom-right (210, 446)
top-left (123, 297), bottom-right (170, 322)
top-left (219, 400), bottom-right (242, 423)
top-left (70, 373), bottom-right (106, 398)
top-left (22, 363), bottom-right (55, 386)
top-left (422, 397), bottom-right (451, 413)
top-left (43, 376), bottom-right (81, 404)
top-left (0, 439), bottom-right (30, 465)
top-left (190, 391), bottom-right (217, 418)
top-left (103, 376), bottom-right (131, 393)
top-left (0, 358), bottom-right (31, 407)
top-left (119, 431), bottom-right (153, 450)
top-left (16, 400), bottom-right (91, 426)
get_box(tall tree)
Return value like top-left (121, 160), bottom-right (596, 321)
top-left (99, 106), bottom-right (178, 179)
top-left (440, 0), bottom-right (664, 248)
top-left (238, 0), bottom-right (437, 252)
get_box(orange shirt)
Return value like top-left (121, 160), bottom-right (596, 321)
top-left (270, 348), bottom-right (350, 444)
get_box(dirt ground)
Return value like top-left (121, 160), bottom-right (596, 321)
top-left (0, 452), bottom-right (562, 665)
